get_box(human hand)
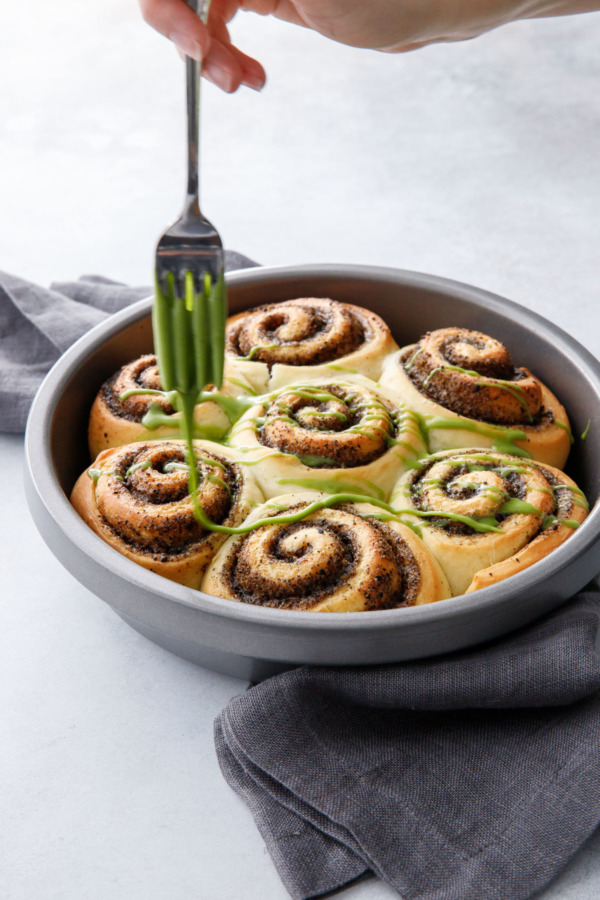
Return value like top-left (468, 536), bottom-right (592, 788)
top-left (138, 0), bottom-right (600, 93)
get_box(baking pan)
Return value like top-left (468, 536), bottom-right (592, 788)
top-left (24, 264), bottom-right (600, 681)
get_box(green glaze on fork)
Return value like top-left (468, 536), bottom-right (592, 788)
top-left (153, 270), bottom-right (226, 397)
top-left (153, 0), bottom-right (227, 519)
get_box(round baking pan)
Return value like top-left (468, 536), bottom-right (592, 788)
top-left (24, 264), bottom-right (600, 681)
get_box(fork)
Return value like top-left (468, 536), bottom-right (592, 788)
top-left (152, 0), bottom-right (227, 506)
top-left (153, 0), bottom-right (226, 411)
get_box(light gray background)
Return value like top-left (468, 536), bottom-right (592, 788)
top-left (2, 2), bottom-right (600, 897)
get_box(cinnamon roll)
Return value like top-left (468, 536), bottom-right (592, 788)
top-left (391, 449), bottom-right (588, 596)
top-left (225, 297), bottom-right (398, 393)
top-left (228, 378), bottom-right (426, 500)
top-left (70, 441), bottom-right (264, 588)
top-left (88, 354), bottom-right (256, 458)
top-left (202, 493), bottom-right (451, 611)
top-left (380, 328), bottom-right (572, 468)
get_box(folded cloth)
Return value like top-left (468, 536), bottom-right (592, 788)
top-left (0, 251), bottom-right (258, 433)
top-left (215, 592), bottom-right (600, 900)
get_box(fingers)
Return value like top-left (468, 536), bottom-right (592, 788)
top-left (204, 38), bottom-right (266, 92)
top-left (139, 0), bottom-right (211, 59)
top-left (139, 0), bottom-right (266, 92)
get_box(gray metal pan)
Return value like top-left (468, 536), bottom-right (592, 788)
top-left (24, 264), bottom-right (600, 681)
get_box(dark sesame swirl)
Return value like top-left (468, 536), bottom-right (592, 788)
top-left (226, 298), bottom-right (366, 365)
top-left (102, 354), bottom-right (171, 421)
top-left (70, 441), bottom-right (264, 588)
top-left (257, 383), bottom-right (396, 468)
top-left (225, 296), bottom-right (399, 368)
top-left (201, 496), bottom-right (450, 612)
top-left (405, 328), bottom-right (543, 425)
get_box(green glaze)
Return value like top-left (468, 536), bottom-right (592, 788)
top-left (187, 490), bottom-right (508, 536)
top-left (235, 343), bottom-right (278, 361)
top-left (280, 387), bottom-right (345, 404)
top-left (88, 467), bottom-right (122, 484)
top-left (161, 455), bottom-right (232, 495)
top-left (276, 475), bottom-right (385, 501)
top-left (124, 385), bottom-right (252, 434)
top-left (554, 419), bottom-right (574, 443)
top-left (164, 455), bottom-right (227, 473)
top-left (422, 363), bottom-right (534, 423)
top-left (119, 387), bottom-right (177, 403)
top-left (299, 409), bottom-right (349, 423)
top-left (152, 268), bottom-right (228, 528)
top-left (226, 378), bottom-right (258, 396)
top-left (419, 413), bottom-right (532, 458)
top-left (553, 483), bottom-right (589, 511)
top-left (497, 498), bottom-right (542, 516)
top-left (404, 347), bottom-right (424, 371)
top-left (140, 402), bottom-right (180, 431)
top-left (206, 473), bottom-right (232, 496)
top-left (139, 402), bottom-right (228, 442)
top-left (195, 390), bottom-right (255, 422)
top-left (295, 454), bottom-right (335, 467)
top-left (125, 459), bottom-right (152, 478)
top-left (387, 438), bottom-right (423, 458)
top-left (269, 415), bottom-right (298, 427)
top-left (542, 516), bottom-right (581, 530)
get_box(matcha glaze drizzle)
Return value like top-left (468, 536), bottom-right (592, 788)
top-left (109, 298), bottom-right (585, 539)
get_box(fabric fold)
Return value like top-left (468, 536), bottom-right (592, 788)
top-left (0, 251), bottom-right (257, 433)
top-left (216, 593), bottom-right (600, 900)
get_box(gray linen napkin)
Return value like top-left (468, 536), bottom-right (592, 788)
top-left (215, 593), bottom-right (600, 900)
top-left (0, 251), bottom-right (257, 433)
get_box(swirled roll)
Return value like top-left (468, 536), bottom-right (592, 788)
top-left (391, 449), bottom-right (588, 596)
top-left (380, 328), bottom-right (572, 468)
top-left (70, 440), bottom-right (264, 588)
top-left (88, 354), bottom-right (257, 458)
top-left (228, 378), bottom-right (426, 500)
top-left (225, 297), bottom-right (399, 393)
top-left (202, 493), bottom-right (451, 611)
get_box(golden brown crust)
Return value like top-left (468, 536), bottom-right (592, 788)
top-left (70, 440), bottom-right (264, 589)
top-left (201, 493), bottom-right (451, 611)
top-left (391, 449), bottom-right (588, 596)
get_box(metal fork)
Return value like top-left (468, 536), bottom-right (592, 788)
top-left (153, 0), bottom-right (226, 419)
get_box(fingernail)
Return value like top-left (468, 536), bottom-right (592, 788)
top-left (203, 62), bottom-right (234, 93)
top-left (244, 74), bottom-right (265, 92)
top-left (170, 31), bottom-right (202, 61)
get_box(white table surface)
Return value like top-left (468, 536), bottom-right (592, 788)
top-left (2, 3), bottom-right (600, 897)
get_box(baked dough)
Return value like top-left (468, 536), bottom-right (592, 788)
top-left (391, 448), bottom-right (588, 595)
top-left (202, 492), bottom-right (451, 611)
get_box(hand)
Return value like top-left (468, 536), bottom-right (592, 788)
top-left (138, 0), bottom-right (600, 93)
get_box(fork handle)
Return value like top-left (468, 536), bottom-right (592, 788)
top-left (184, 0), bottom-right (212, 218)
